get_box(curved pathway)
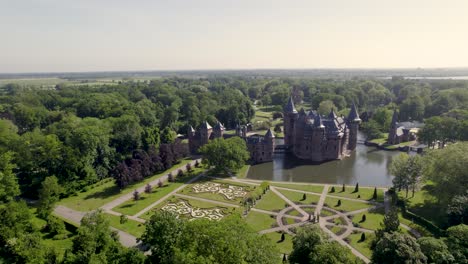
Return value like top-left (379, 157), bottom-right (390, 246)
top-left (54, 205), bottom-right (140, 248)
top-left (100, 159), bottom-right (201, 211)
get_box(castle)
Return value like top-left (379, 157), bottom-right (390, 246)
top-left (189, 97), bottom-right (361, 164)
top-left (283, 97), bottom-right (361, 162)
top-left (188, 121), bottom-right (275, 163)
top-left (387, 110), bottom-right (422, 145)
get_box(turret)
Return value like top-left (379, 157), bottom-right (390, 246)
top-left (387, 110), bottom-right (399, 144)
top-left (313, 114), bottom-right (325, 129)
top-left (329, 108), bottom-right (337, 120)
top-left (213, 121), bottom-right (225, 138)
top-left (283, 97), bottom-right (298, 146)
top-left (188, 126), bottom-right (196, 153)
top-left (347, 103), bottom-right (361, 151)
top-left (199, 121), bottom-right (213, 145)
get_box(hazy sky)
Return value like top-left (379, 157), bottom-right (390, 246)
top-left (1, 0), bottom-right (468, 73)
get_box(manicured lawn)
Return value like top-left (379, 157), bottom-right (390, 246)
top-left (236, 164), bottom-right (250, 179)
top-left (277, 189), bottom-right (321, 204)
top-left (113, 168), bottom-right (204, 216)
top-left (350, 207), bottom-right (385, 230)
top-left (286, 209), bottom-right (302, 217)
top-left (369, 137), bottom-right (387, 144)
top-left (324, 197), bottom-right (373, 213)
top-left (59, 158), bottom-right (194, 211)
top-left (328, 225), bottom-right (346, 235)
top-left (245, 211), bottom-right (277, 232)
top-left (347, 232), bottom-right (375, 259)
top-left (320, 209), bottom-right (336, 217)
top-left (177, 177), bottom-right (254, 205)
top-left (328, 186), bottom-right (384, 202)
top-left (254, 191), bottom-right (288, 212)
top-left (264, 232), bottom-right (293, 254)
top-left (104, 213), bottom-right (145, 238)
top-left (397, 184), bottom-right (447, 228)
top-left (285, 217), bottom-right (297, 225)
top-left (271, 183), bottom-right (324, 194)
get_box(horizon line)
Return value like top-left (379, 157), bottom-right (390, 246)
top-left (2, 66), bottom-right (468, 76)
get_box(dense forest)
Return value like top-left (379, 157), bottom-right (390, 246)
top-left (1, 77), bottom-right (468, 196)
top-left (1, 76), bottom-right (468, 263)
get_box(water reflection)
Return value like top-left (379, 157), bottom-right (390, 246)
top-left (247, 133), bottom-right (400, 187)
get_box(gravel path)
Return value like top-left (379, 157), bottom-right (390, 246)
top-left (100, 159), bottom-right (201, 212)
top-left (54, 205), bottom-right (140, 248)
top-left (133, 173), bottom-right (203, 218)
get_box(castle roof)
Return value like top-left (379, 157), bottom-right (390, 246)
top-left (313, 114), bottom-right (325, 128)
top-left (284, 97), bottom-right (297, 113)
top-left (298, 108), bottom-right (306, 116)
top-left (214, 121), bottom-right (225, 130)
top-left (200, 121), bottom-right (212, 130)
top-left (391, 110), bottom-right (398, 126)
top-left (329, 109), bottom-right (338, 119)
top-left (265, 128), bottom-right (275, 138)
top-left (348, 103), bottom-right (361, 122)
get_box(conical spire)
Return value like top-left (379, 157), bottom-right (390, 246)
top-left (348, 103), bottom-right (361, 122)
top-left (329, 108), bottom-right (337, 119)
top-left (391, 110), bottom-right (398, 126)
top-left (299, 108), bottom-right (306, 116)
top-left (284, 97), bottom-right (297, 113)
top-left (200, 121), bottom-right (212, 130)
top-left (314, 114), bottom-right (325, 128)
top-left (265, 128), bottom-right (275, 138)
top-left (214, 121), bottom-right (225, 130)
top-left (189, 126), bottom-right (195, 133)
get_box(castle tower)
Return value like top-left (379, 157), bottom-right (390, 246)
top-left (387, 110), bottom-right (399, 144)
top-left (188, 126), bottom-right (196, 153)
top-left (347, 103), bottom-right (361, 151)
top-left (264, 128), bottom-right (276, 161)
top-left (213, 121), bottom-right (225, 138)
top-left (283, 97), bottom-right (298, 146)
top-left (199, 121), bottom-right (213, 145)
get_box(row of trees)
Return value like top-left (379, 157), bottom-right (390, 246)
top-left (418, 115), bottom-right (468, 148)
top-left (111, 143), bottom-right (188, 189)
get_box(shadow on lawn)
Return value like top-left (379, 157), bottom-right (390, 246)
top-left (84, 185), bottom-right (120, 200)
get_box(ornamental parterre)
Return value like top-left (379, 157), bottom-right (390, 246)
top-left (161, 201), bottom-right (225, 220)
top-left (191, 182), bottom-right (247, 200)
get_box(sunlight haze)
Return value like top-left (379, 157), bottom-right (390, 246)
top-left (1, 0), bottom-right (467, 72)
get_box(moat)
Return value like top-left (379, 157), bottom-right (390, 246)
top-left (246, 132), bottom-right (400, 187)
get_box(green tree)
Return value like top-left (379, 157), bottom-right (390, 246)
top-left (69, 210), bottom-right (144, 263)
top-left (372, 232), bottom-right (427, 264)
top-left (141, 211), bottom-right (184, 263)
top-left (318, 100), bottom-right (336, 115)
top-left (418, 237), bottom-right (454, 264)
top-left (423, 143), bottom-right (468, 205)
top-left (37, 176), bottom-right (62, 218)
top-left (310, 241), bottom-right (362, 264)
top-left (445, 224), bottom-right (468, 263)
top-left (0, 152), bottom-right (20, 202)
top-left (389, 153), bottom-right (410, 197)
top-left (200, 137), bottom-right (250, 173)
top-left (290, 225), bottom-right (360, 264)
top-left (160, 127), bottom-right (176, 144)
top-left (361, 120), bottom-right (383, 140)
